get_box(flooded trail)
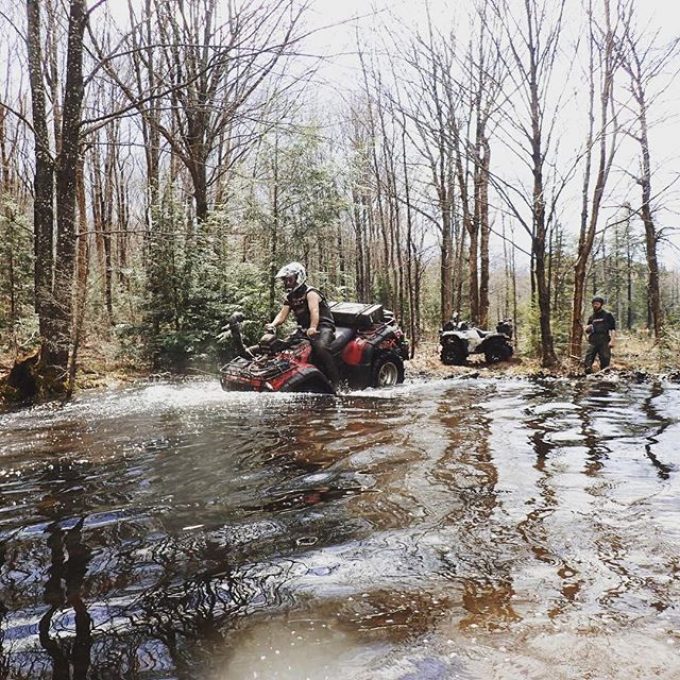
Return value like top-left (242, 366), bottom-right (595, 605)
top-left (1, 376), bottom-right (679, 679)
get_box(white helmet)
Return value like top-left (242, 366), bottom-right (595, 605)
top-left (275, 261), bottom-right (307, 291)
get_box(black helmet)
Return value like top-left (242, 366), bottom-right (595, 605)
top-left (591, 295), bottom-right (605, 304)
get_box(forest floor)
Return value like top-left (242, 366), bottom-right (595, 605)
top-left (62, 327), bottom-right (680, 386)
top-left (2, 329), bottom-right (680, 406)
top-left (0, 336), bottom-right (148, 402)
top-left (408, 329), bottom-right (680, 382)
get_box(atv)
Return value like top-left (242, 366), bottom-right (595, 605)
top-left (439, 317), bottom-right (514, 366)
top-left (219, 302), bottom-right (409, 394)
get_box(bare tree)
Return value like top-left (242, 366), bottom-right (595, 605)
top-left (53, 0), bottom-right (88, 371)
top-left (357, 49), bottom-right (396, 311)
top-left (620, 7), bottom-right (679, 339)
top-left (390, 2), bottom-right (506, 328)
top-left (96, 0), bottom-right (310, 225)
top-left (397, 19), bottom-right (458, 324)
top-left (87, 80), bottom-right (128, 326)
top-left (488, 0), bottom-right (570, 367)
top-left (569, 0), bottom-right (621, 362)
top-left (467, 4), bottom-right (505, 327)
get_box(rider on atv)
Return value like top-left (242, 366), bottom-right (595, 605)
top-left (266, 262), bottom-right (340, 388)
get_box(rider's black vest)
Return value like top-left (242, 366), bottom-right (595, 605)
top-left (285, 284), bottom-right (335, 330)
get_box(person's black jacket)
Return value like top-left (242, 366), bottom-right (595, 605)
top-left (586, 309), bottom-right (616, 341)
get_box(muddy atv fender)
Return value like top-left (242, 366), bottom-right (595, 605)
top-left (371, 352), bottom-right (405, 388)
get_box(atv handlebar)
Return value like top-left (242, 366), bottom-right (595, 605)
top-left (224, 312), bottom-right (309, 360)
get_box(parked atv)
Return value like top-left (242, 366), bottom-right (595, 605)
top-left (439, 317), bottom-right (514, 366)
top-left (220, 302), bottom-right (409, 394)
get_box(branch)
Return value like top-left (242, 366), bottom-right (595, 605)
top-left (0, 100), bottom-right (36, 136)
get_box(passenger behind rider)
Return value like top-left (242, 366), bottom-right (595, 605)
top-left (266, 262), bottom-right (340, 389)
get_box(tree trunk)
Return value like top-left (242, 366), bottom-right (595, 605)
top-left (638, 101), bottom-right (663, 338)
top-left (534, 235), bottom-right (557, 366)
top-left (51, 0), bottom-right (87, 372)
top-left (440, 200), bottom-right (454, 324)
top-left (468, 221), bottom-right (479, 322)
top-left (66, 154), bottom-right (90, 400)
top-left (192, 162), bottom-right (209, 225)
top-left (478, 139), bottom-right (491, 328)
top-left (268, 140), bottom-right (279, 315)
top-left (626, 210), bottom-right (633, 329)
top-left (531, 133), bottom-right (557, 366)
top-left (402, 123), bottom-right (417, 354)
top-left (26, 0), bottom-right (55, 342)
top-left (569, 0), bottom-right (617, 361)
top-left (351, 186), bottom-right (366, 300)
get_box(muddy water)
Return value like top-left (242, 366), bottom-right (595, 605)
top-left (0, 376), bottom-right (679, 680)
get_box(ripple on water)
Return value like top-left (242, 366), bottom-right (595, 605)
top-left (1, 378), bottom-right (679, 679)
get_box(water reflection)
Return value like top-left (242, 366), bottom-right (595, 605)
top-left (640, 381), bottom-right (675, 479)
top-left (0, 378), bottom-right (679, 679)
top-left (39, 518), bottom-right (92, 680)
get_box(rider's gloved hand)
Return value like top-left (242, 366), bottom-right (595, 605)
top-left (264, 323), bottom-right (277, 334)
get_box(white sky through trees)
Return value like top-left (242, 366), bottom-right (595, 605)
top-left (296, 0), bottom-right (680, 269)
top-left (4, 0), bottom-right (679, 269)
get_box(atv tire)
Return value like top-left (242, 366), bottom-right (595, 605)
top-left (484, 341), bottom-right (513, 364)
top-left (440, 339), bottom-right (467, 366)
top-left (281, 375), bottom-right (335, 394)
top-left (371, 353), bottom-right (405, 388)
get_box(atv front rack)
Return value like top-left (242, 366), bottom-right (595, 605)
top-left (220, 355), bottom-right (292, 386)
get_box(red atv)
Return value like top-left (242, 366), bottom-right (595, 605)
top-left (219, 302), bottom-right (409, 394)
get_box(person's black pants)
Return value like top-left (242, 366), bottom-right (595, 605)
top-left (310, 326), bottom-right (340, 387)
top-left (584, 337), bottom-right (611, 372)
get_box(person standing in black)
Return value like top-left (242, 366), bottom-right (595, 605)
top-left (583, 295), bottom-right (616, 373)
top-left (267, 261), bottom-right (340, 388)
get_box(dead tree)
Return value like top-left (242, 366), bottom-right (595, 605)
top-left (398, 21), bottom-right (458, 324)
top-left (569, 0), bottom-right (621, 362)
top-left (620, 9), bottom-right (679, 339)
top-left (488, 0), bottom-right (569, 367)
